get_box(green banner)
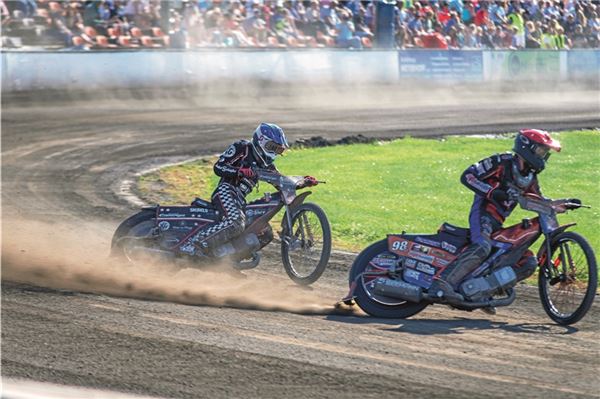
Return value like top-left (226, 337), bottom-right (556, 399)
top-left (488, 51), bottom-right (561, 80)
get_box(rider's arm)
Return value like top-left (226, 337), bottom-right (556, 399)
top-left (460, 154), bottom-right (507, 198)
top-left (214, 141), bottom-right (248, 179)
top-left (525, 176), bottom-right (546, 198)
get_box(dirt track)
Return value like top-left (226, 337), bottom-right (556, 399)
top-left (2, 85), bottom-right (600, 398)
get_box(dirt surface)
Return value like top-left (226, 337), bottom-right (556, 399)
top-left (2, 85), bottom-right (599, 399)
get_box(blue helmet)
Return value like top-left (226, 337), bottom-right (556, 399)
top-left (252, 123), bottom-right (289, 163)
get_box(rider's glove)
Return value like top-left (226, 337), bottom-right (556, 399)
top-left (565, 198), bottom-right (582, 209)
top-left (303, 176), bottom-right (318, 187)
top-left (490, 188), bottom-right (509, 203)
top-left (238, 167), bottom-right (255, 179)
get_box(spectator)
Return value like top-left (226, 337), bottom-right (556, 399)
top-left (540, 24), bottom-right (557, 49)
top-left (336, 10), bottom-right (361, 49)
top-left (489, 1), bottom-right (508, 26)
top-left (464, 23), bottom-right (480, 48)
top-left (525, 20), bottom-right (541, 48)
top-left (507, 6), bottom-right (525, 48)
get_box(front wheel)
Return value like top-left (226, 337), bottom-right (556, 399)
top-left (350, 239), bottom-right (428, 318)
top-left (538, 231), bottom-right (598, 325)
top-left (281, 203), bottom-right (331, 285)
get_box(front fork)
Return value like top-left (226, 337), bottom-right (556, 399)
top-left (537, 223), bottom-right (576, 284)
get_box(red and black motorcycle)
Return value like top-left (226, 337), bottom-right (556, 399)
top-left (341, 192), bottom-right (597, 325)
top-left (111, 169), bottom-right (331, 285)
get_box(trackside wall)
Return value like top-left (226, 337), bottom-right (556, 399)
top-left (1, 50), bottom-right (598, 92)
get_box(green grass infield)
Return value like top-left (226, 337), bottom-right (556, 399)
top-left (138, 130), bottom-right (599, 255)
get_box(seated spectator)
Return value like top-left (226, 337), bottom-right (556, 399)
top-left (221, 11), bottom-right (252, 47)
top-left (419, 30), bottom-right (449, 49)
top-left (6, 0), bottom-right (36, 18)
top-left (46, 2), bottom-right (76, 46)
top-left (480, 24), bottom-right (497, 49)
top-left (464, 23), bottom-right (480, 48)
top-left (540, 24), bottom-right (557, 48)
top-left (336, 10), bottom-right (361, 49)
top-left (555, 26), bottom-right (570, 49)
top-left (571, 23), bottom-right (588, 47)
top-left (244, 9), bottom-right (269, 46)
top-left (353, 3), bottom-right (374, 40)
top-left (525, 20), bottom-right (542, 48)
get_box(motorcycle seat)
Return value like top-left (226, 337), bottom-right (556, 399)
top-left (439, 222), bottom-right (470, 239)
top-left (191, 197), bottom-right (216, 210)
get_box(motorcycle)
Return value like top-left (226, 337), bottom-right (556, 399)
top-left (111, 169), bottom-right (332, 285)
top-left (340, 191), bottom-right (597, 325)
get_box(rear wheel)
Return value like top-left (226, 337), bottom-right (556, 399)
top-left (110, 210), bottom-right (164, 263)
top-left (538, 232), bottom-right (597, 325)
top-left (350, 239), bottom-right (428, 318)
top-left (281, 203), bottom-right (331, 285)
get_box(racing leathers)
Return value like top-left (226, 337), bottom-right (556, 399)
top-left (439, 152), bottom-right (541, 289)
top-left (180, 140), bottom-right (276, 256)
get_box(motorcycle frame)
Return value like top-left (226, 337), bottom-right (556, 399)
top-left (153, 170), bottom-right (313, 252)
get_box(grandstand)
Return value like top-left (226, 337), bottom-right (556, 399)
top-left (1, 0), bottom-right (598, 50)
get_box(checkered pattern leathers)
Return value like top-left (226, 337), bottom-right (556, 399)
top-left (186, 183), bottom-right (246, 251)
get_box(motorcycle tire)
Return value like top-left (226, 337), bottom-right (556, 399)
top-left (350, 239), bottom-right (428, 318)
top-left (281, 202), bottom-right (331, 286)
top-left (538, 231), bottom-right (597, 325)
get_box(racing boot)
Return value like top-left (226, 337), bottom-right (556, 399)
top-left (428, 277), bottom-right (465, 304)
top-left (429, 242), bottom-right (490, 304)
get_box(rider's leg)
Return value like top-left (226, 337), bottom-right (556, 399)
top-left (429, 206), bottom-right (500, 300)
top-left (180, 183), bottom-right (245, 255)
top-left (513, 250), bottom-right (537, 281)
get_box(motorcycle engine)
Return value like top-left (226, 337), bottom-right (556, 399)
top-left (459, 266), bottom-right (517, 301)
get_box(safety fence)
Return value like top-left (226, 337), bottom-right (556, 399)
top-left (2, 49), bottom-right (598, 92)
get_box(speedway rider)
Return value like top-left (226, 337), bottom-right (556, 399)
top-left (179, 123), bottom-right (315, 257)
top-left (428, 129), bottom-right (578, 312)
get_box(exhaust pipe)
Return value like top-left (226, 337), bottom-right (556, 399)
top-left (372, 278), bottom-right (423, 303)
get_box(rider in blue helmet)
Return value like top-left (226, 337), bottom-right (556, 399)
top-left (179, 123), bottom-right (291, 256)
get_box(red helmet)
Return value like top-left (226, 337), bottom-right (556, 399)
top-left (513, 129), bottom-right (561, 172)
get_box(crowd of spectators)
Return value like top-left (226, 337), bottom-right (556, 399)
top-left (396, 0), bottom-right (600, 49)
top-left (1, 0), bottom-right (599, 50)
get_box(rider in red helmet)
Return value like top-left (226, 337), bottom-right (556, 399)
top-left (429, 129), bottom-right (574, 313)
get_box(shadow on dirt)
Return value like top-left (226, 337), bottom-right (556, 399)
top-left (325, 314), bottom-right (579, 335)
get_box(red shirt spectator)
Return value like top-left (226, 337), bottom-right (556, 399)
top-left (474, 7), bottom-right (488, 26)
top-left (420, 31), bottom-right (449, 49)
top-left (437, 5), bottom-right (451, 24)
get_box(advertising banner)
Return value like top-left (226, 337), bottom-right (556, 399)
top-left (398, 50), bottom-right (484, 81)
top-left (484, 51), bottom-right (560, 81)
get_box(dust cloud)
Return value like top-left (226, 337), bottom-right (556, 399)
top-left (4, 79), bottom-right (597, 113)
top-left (1, 218), bottom-right (349, 316)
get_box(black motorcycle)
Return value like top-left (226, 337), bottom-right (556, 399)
top-left (111, 170), bottom-right (332, 285)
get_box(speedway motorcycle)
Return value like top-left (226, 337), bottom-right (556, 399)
top-left (341, 190), bottom-right (597, 325)
top-left (111, 169), bottom-right (332, 285)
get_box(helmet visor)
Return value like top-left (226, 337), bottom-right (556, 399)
top-left (264, 141), bottom-right (286, 155)
top-left (534, 144), bottom-right (550, 158)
